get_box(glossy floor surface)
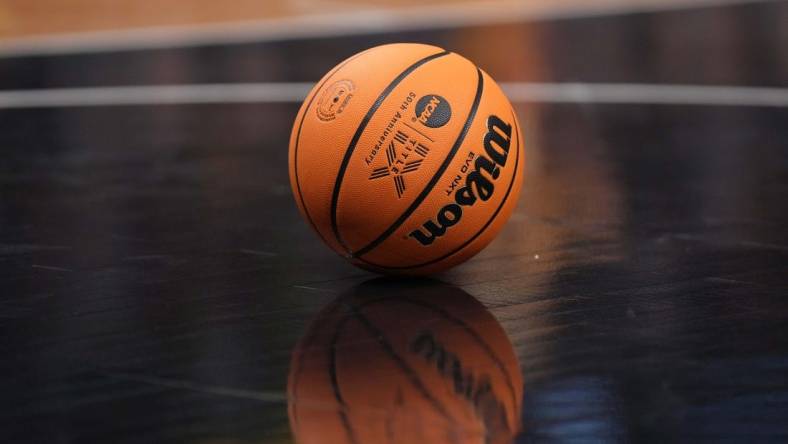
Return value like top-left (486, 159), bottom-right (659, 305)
top-left (2, 1), bottom-right (788, 443)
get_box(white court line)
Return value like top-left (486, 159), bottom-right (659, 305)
top-left (0, 0), bottom-right (778, 57)
top-left (2, 83), bottom-right (788, 108)
top-left (0, 84), bottom-right (313, 108)
top-left (502, 83), bottom-right (788, 107)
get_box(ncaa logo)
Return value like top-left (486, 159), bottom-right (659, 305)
top-left (413, 94), bottom-right (451, 128)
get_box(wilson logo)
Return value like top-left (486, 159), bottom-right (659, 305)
top-left (408, 115), bottom-right (512, 246)
top-left (414, 94), bottom-right (451, 128)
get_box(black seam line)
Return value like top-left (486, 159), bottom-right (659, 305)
top-left (369, 107), bottom-right (522, 270)
top-left (293, 48), bottom-right (372, 247)
top-left (330, 50), bottom-right (451, 255)
top-left (403, 120), bottom-right (435, 142)
top-left (353, 66), bottom-right (485, 258)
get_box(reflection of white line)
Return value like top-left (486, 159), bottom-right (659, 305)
top-left (238, 249), bottom-right (278, 257)
top-left (101, 370), bottom-right (288, 402)
top-left (0, 0), bottom-right (777, 57)
top-left (2, 82), bottom-right (788, 108)
top-left (31, 264), bottom-right (73, 272)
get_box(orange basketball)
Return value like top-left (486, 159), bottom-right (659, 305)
top-left (289, 43), bottom-right (524, 274)
top-left (288, 279), bottom-right (523, 444)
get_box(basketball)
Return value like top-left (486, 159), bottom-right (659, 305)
top-left (288, 279), bottom-right (523, 444)
top-left (289, 43), bottom-right (524, 275)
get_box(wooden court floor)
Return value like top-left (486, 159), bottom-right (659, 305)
top-left (1, 1), bottom-right (787, 442)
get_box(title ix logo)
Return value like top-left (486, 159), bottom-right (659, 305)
top-left (368, 130), bottom-right (430, 198)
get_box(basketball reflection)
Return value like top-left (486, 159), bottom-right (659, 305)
top-left (288, 279), bottom-right (522, 444)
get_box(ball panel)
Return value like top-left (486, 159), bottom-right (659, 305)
top-left (335, 53), bottom-right (479, 253)
top-left (356, 70), bottom-right (523, 273)
top-left (289, 43), bottom-right (447, 255)
top-left (364, 107), bottom-right (523, 275)
top-left (288, 48), bottom-right (374, 247)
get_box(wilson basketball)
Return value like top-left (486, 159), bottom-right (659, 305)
top-left (288, 279), bottom-right (523, 444)
top-left (289, 43), bottom-right (524, 274)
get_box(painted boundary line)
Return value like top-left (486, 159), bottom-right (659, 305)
top-left (2, 82), bottom-right (788, 108)
top-left (0, 0), bottom-right (778, 57)
top-left (0, 83), bottom-right (313, 108)
top-left (502, 83), bottom-right (788, 107)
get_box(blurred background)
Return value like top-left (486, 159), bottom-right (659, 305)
top-left (0, 0), bottom-right (723, 38)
